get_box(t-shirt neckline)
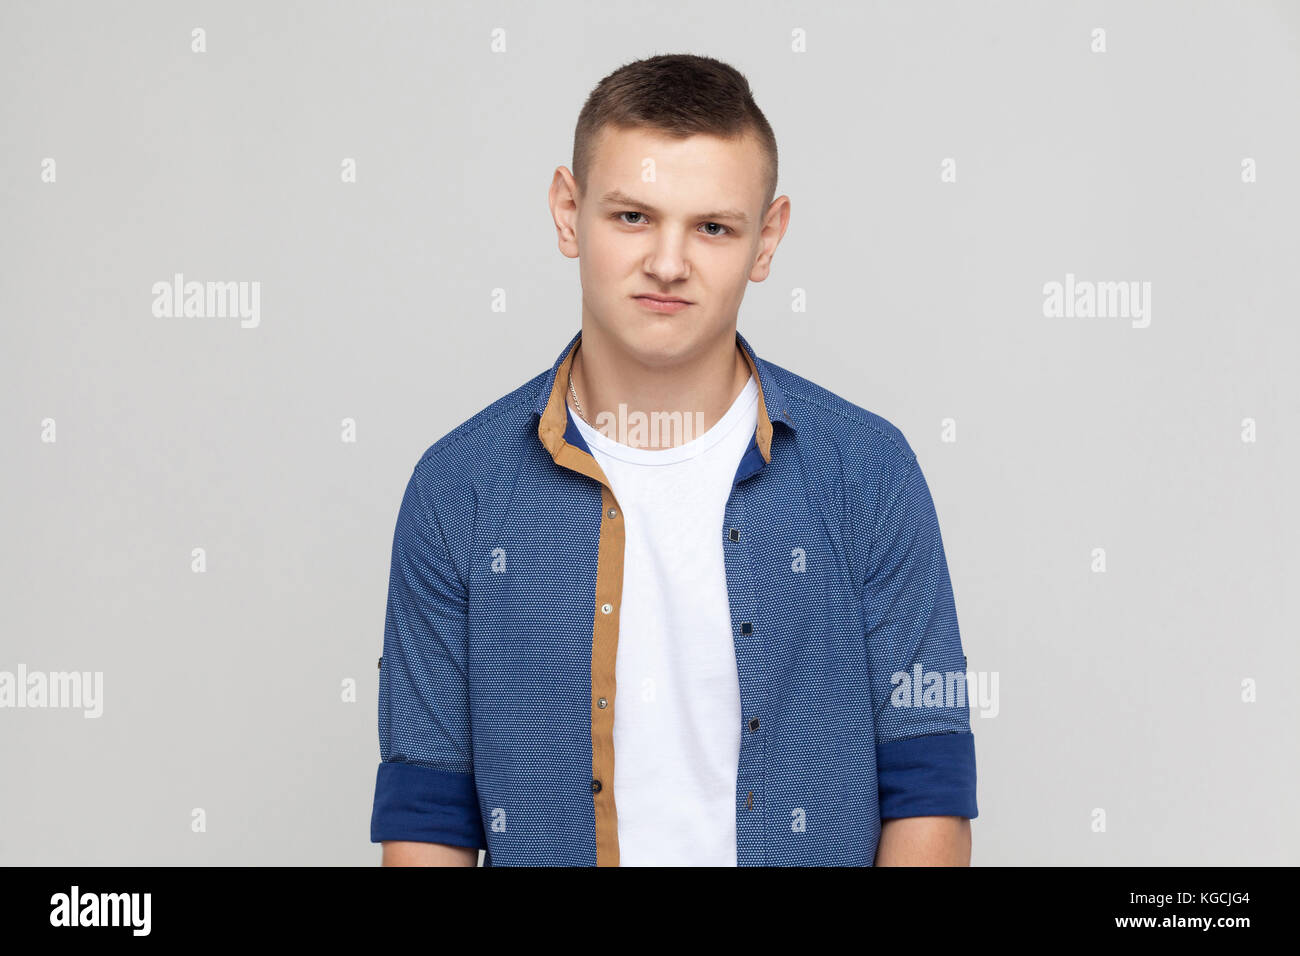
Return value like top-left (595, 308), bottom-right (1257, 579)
top-left (571, 374), bottom-right (758, 465)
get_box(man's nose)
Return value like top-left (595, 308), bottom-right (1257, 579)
top-left (644, 236), bottom-right (690, 282)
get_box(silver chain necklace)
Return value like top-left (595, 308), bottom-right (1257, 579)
top-left (567, 370), bottom-right (588, 424)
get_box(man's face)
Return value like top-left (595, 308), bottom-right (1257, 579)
top-left (558, 124), bottom-right (783, 367)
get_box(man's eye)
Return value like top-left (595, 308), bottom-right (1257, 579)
top-left (614, 212), bottom-right (728, 236)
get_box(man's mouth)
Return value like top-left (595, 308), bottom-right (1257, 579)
top-left (632, 294), bottom-right (693, 314)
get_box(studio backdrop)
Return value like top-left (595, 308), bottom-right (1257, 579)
top-left (1, 0), bottom-right (1297, 865)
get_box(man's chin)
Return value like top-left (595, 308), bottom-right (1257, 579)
top-left (615, 315), bottom-right (704, 362)
top-left (584, 302), bottom-right (725, 363)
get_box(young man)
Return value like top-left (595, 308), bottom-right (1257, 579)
top-left (371, 54), bottom-right (977, 866)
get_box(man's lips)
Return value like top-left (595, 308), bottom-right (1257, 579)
top-left (632, 294), bottom-right (693, 314)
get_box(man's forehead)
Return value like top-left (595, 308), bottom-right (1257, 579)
top-left (592, 124), bottom-right (762, 163)
top-left (586, 126), bottom-right (766, 206)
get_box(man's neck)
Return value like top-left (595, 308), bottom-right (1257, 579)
top-left (567, 325), bottom-right (752, 450)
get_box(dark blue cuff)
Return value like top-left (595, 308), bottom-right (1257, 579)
top-left (370, 761), bottom-right (487, 848)
top-left (877, 731), bottom-right (978, 820)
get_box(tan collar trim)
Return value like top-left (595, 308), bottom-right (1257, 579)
top-left (536, 330), bottom-right (781, 465)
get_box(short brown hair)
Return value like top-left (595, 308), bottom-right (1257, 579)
top-left (572, 54), bottom-right (779, 210)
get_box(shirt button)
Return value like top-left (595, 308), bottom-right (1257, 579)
top-left (597, 697), bottom-right (608, 709)
top-left (601, 602), bottom-right (613, 615)
top-left (608, 508), bottom-right (618, 519)
top-left (591, 779), bottom-right (602, 793)
top-left (748, 716), bottom-right (760, 732)
top-left (740, 622), bottom-right (752, 635)
top-left (729, 528), bottom-right (740, 542)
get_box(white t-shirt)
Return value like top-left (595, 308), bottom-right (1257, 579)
top-left (570, 374), bottom-right (759, 866)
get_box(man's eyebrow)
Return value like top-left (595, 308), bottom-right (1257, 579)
top-left (598, 189), bottom-right (751, 224)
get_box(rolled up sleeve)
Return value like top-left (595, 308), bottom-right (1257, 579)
top-left (860, 453), bottom-right (978, 820)
top-left (370, 464), bottom-right (487, 849)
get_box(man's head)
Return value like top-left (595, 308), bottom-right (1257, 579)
top-left (550, 54), bottom-right (789, 368)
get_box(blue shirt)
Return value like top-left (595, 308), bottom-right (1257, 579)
top-left (370, 329), bottom-right (978, 865)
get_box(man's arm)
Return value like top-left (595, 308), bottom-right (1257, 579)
top-left (875, 816), bottom-right (971, 866)
top-left (855, 452), bottom-right (979, 863)
top-left (381, 840), bottom-right (478, 867)
top-left (370, 465), bottom-right (488, 860)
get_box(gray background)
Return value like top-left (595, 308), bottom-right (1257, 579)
top-left (2, 0), bottom-right (1297, 865)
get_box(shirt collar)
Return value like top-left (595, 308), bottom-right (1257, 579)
top-left (533, 328), bottom-right (794, 464)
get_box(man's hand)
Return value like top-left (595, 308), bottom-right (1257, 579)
top-left (381, 841), bottom-right (479, 866)
top-left (874, 816), bottom-right (971, 866)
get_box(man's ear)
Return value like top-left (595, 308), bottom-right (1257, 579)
top-left (749, 195), bottom-right (791, 282)
top-left (550, 167), bottom-right (582, 259)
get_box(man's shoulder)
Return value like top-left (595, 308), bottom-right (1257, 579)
top-left (760, 355), bottom-right (918, 472)
top-left (407, 366), bottom-right (550, 491)
top-left (402, 345), bottom-right (923, 489)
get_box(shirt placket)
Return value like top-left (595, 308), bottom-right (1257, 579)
top-left (535, 339), bottom-right (627, 867)
top-left (723, 479), bottom-right (767, 866)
